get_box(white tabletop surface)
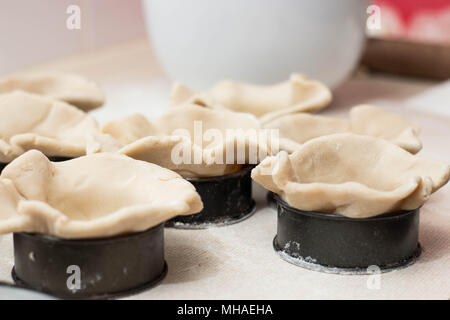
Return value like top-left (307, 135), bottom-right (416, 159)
top-left (0, 39), bottom-right (449, 299)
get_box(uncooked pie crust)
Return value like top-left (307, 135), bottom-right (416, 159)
top-left (251, 133), bottom-right (450, 218)
top-left (263, 104), bottom-right (422, 154)
top-left (0, 150), bottom-right (203, 238)
top-left (101, 104), bottom-right (273, 177)
top-left (0, 73), bottom-right (104, 111)
top-left (170, 73), bottom-right (332, 123)
top-left (0, 91), bottom-right (102, 163)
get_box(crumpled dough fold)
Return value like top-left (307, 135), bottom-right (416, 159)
top-left (0, 91), bottom-right (101, 163)
top-left (170, 73), bottom-right (332, 123)
top-left (101, 104), bottom-right (272, 178)
top-left (251, 133), bottom-right (449, 218)
top-left (0, 73), bottom-right (105, 111)
top-left (349, 104), bottom-right (422, 154)
top-left (263, 104), bottom-right (422, 154)
top-left (0, 150), bottom-right (203, 238)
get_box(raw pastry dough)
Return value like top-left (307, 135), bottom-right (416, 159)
top-left (264, 113), bottom-right (349, 153)
top-left (0, 91), bottom-right (100, 163)
top-left (101, 104), bottom-right (271, 177)
top-left (170, 73), bottom-right (332, 123)
top-left (251, 133), bottom-right (450, 218)
top-left (0, 150), bottom-right (203, 238)
top-left (350, 104), bottom-right (422, 154)
top-left (263, 105), bottom-right (422, 154)
top-left (0, 73), bottom-right (104, 111)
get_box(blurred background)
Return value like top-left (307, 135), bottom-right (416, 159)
top-left (0, 0), bottom-right (449, 119)
top-left (1, 0), bottom-right (449, 78)
top-left (0, 0), bottom-right (146, 74)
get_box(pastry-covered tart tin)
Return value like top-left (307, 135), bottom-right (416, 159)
top-left (166, 165), bottom-right (255, 229)
top-left (12, 224), bottom-right (166, 299)
top-left (272, 194), bottom-right (421, 274)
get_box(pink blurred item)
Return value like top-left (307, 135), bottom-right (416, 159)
top-left (372, 0), bottom-right (450, 44)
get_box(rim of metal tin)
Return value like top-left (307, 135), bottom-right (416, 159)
top-left (273, 238), bottom-right (421, 275)
top-left (273, 193), bottom-right (421, 221)
top-left (185, 164), bottom-right (254, 182)
top-left (13, 224), bottom-right (161, 245)
top-left (167, 164), bottom-right (256, 229)
top-left (47, 156), bottom-right (73, 162)
top-left (11, 263), bottom-right (167, 300)
top-left (266, 191), bottom-right (277, 209)
top-left (166, 201), bottom-right (256, 229)
top-left (0, 281), bottom-right (14, 287)
top-left (0, 156), bottom-right (73, 165)
top-left (0, 156), bottom-right (73, 173)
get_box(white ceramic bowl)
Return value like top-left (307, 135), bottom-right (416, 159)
top-left (143, 0), bottom-right (370, 89)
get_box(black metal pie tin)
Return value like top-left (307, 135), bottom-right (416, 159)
top-left (12, 223), bottom-right (167, 299)
top-left (273, 194), bottom-right (421, 274)
top-left (165, 165), bottom-right (256, 229)
top-left (0, 156), bottom-right (73, 173)
top-left (266, 191), bottom-right (277, 210)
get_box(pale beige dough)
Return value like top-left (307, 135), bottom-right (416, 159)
top-left (0, 73), bottom-right (104, 111)
top-left (251, 133), bottom-right (450, 218)
top-left (350, 104), bottom-right (422, 154)
top-left (101, 104), bottom-right (273, 177)
top-left (170, 73), bottom-right (332, 123)
top-left (264, 113), bottom-right (349, 153)
top-left (263, 104), bottom-right (422, 154)
top-left (0, 150), bottom-right (203, 238)
top-left (0, 91), bottom-right (103, 163)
